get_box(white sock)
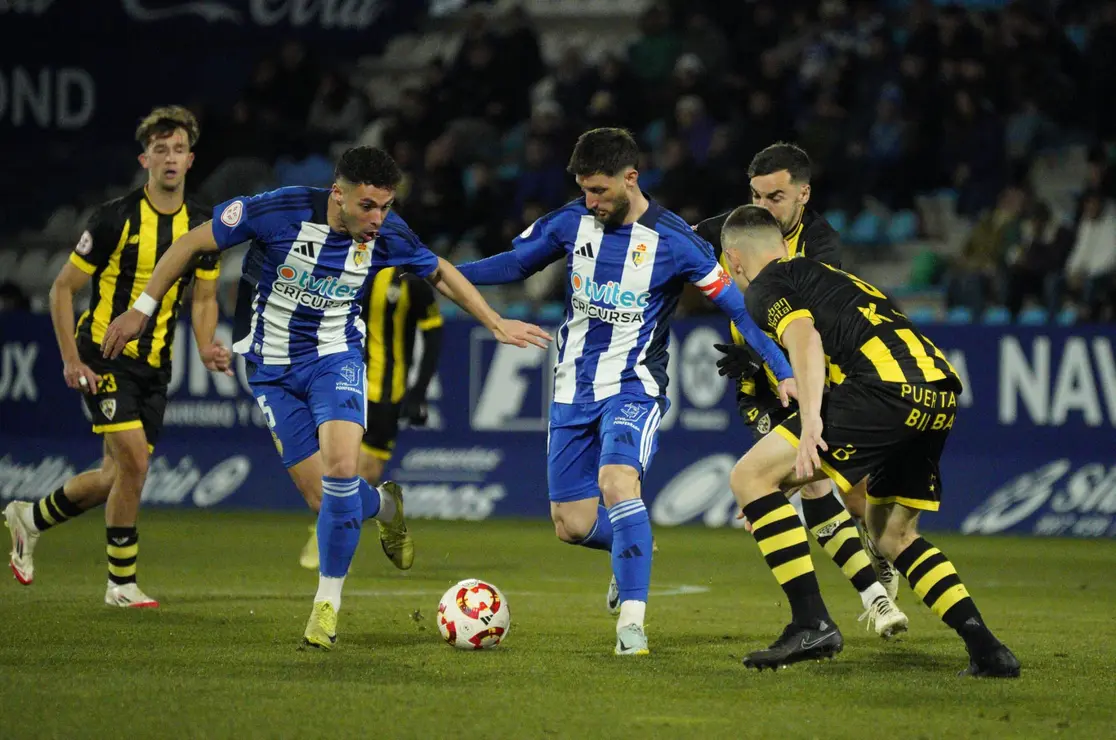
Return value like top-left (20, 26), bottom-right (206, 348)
top-left (860, 581), bottom-right (887, 611)
top-left (315, 575), bottom-right (345, 612)
top-left (374, 487), bottom-right (397, 523)
top-left (617, 600), bottom-right (646, 631)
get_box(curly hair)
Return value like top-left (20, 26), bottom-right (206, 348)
top-left (135, 105), bottom-right (200, 149)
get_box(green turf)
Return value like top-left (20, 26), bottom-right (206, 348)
top-left (1, 511), bottom-right (1112, 739)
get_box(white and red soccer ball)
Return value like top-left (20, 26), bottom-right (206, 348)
top-left (437, 579), bottom-right (510, 650)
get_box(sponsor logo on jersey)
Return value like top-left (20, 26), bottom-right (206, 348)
top-left (274, 264), bottom-right (357, 309)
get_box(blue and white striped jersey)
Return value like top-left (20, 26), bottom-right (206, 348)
top-left (211, 186), bottom-right (439, 365)
top-left (509, 197), bottom-right (789, 404)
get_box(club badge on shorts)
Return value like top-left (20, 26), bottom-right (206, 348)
top-left (100, 398), bottom-right (117, 421)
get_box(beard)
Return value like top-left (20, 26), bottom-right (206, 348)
top-left (594, 193), bottom-right (631, 227)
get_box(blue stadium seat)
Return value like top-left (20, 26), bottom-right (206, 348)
top-left (906, 306), bottom-right (938, 324)
top-left (982, 306), bottom-right (1011, 325)
top-left (823, 209), bottom-right (847, 238)
top-left (946, 306), bottom-right (973, 324)
top-left (1056, 307), bottom-right (1078, 326)
top-left (536, 302), bottom-right (565, 323)
top-left (503, 302), bottom-right (530, 320)
top-left (885, 210), bottom-right (919, 245)
top-left (1018, 307), bottom-right (1049, 325)
top-left (847, 210), bottom-right (883, 245)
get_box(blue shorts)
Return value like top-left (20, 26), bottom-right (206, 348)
top-left (246, 350), bottom-right (367, 468)
top-left (547, 394), bottom-right (668, 503)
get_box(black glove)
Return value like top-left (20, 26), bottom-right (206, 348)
top-left (400, 388), bottom-right (428, 427)
top-left (713, 343), bottom-right (763, 381)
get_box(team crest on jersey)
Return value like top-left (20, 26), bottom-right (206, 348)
top-left (631, 242), bottom-right (647, 267)
top-left (220, 200), bottom-right (244, 227)
top-left (341, 363), bottom-right (358, 385)
top-left (75, 230), bottom-right (93, 256)
top-left (99, 398), bottom-right (117, 421)
top-left (353, 242), bottom-right (369, 266)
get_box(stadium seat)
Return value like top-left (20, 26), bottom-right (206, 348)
top-left (537, 302), bottom-right (565, 322)
top-left (945, 306), bottom-right (973, 324)
top-left (823, 209), bottom-right (847, 238)
top-left (847, 210), bottom-right (883, 246)
top-left (1056, 306), bottom-right (1078, 326)
top-left (1018, 307), bottom-right (1049, 325)
top-left (503, 302), bottom-right (530, 320)
top-left (906, 306), bottom-right (938, 324)
top-left (885, 209), bottom-right (919, 245)
top-left (982, 306), bottom-right (1011, 325)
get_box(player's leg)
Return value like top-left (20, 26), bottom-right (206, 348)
top-left (798, 479), bottom-right (907, 637)
top-left (102, 426), bottom-right (157, 607)
top-left (843, 477), bottom-right (901, 601)
top-left (5, 439), bottom-right (116, 585)
top-left (729, 423), bottom-right (842, 668)
top-left (867, 498), bottom-right (1019, 677)
top-left (597, 396), bottom-right (665, 656)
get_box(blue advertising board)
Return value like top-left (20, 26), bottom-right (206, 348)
top-left (1, 314), bottom-right (1114, 537)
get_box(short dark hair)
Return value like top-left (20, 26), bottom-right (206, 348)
top-left (721, 204), bottom-right (783, 246)
top-left (334, 146), bottom-right (403, 189)
top-left (566, 127), bottom-right (640, 177)
top-left (748, 142), bottom-right (812, 184)
top-left (135, 105), bottom-right (199, 149)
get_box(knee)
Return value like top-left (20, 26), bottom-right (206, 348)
top-left (323, 456), bottom-right (358, 481)
top-left (552, 511), bottom-right (593, 544)
top-left (598, 466), bottom-right (639, 508)
top-left (729, 454), bottom-right (771, 505)
top-left (798, 479), bottom-right (832, 500)
top-left (875, 521), bottom-right (918, 562)
top-left (113, 444), bottom-right (149, 483)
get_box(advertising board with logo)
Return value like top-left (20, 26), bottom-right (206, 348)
top-left (1, 314), bottom-right (1112, 537)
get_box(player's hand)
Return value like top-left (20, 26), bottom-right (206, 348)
top-left (795, 414), bottom-right (828, 480)
top-left (63, 359), bottom-right (101, 395)
top-left (493, 319), bottom-right (552, 350)
top-left (199, 340), bottom-right (234, 376)
top-left (400, 388), bottom-right (428, 426)
top-left (713, 343), bottom-right (762, 380)
top-left (777, 378), bottom-right (798, 407)
top-left (102, 309), bottom-right (149, 359)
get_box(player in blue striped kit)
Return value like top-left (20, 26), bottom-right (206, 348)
top-left (102, 146), bottom-right (550, 649)
top-left (456, 128), bottom-right (795, 655)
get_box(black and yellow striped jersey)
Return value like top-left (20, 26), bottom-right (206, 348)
top-left (362, 267), bottom-right (443, 404)
top-left (71, 187), bottom-right (219, 369)
top-left (696, 208), bottom-right (843, 406)
top-left (745, 257), bottom-right (961, 391)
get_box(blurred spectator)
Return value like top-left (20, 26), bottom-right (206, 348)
top-left (275, 41), bottom-right (320, 123)
top-left (671, 95), bottom-right (716, 165)
top-left (942, 90), bottom-right (1007, 217)
top-left (1003, 200), bottom-right (1074, 318)
top-left (493, 4), bottom-right (544, 121)
top-left (680, 12), bottom-right (728, 79)
top-left (946, 185), bottom-right (1026, 315)
top-left (307, 71), bottom-right (366, 152)
top-left (1052, 191), bottom-right (1116, 321)
top-left (0, 282), bottom-right (30, 313)
top-left (628, 4), bottom-right (681, 86)
top-left (514, 138), bottom-right (567, 214)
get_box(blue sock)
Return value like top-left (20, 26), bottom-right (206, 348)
top-left (317, 476), bottom-right (363, 578)
top-left (575, 504), bottom-right (613, 551)
top-left (358, 478), bottom-right (381, 520)
top-left (608, 499), bottom-right (652, 603)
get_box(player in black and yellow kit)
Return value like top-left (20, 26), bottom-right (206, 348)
top-left (697, 143), bottom-right (905, 635)
top-left (719, 205), bottom-right (1019, 677)
top-left (298, 266), bottom-right (443, 569)
top-left (4, 106), bottom-right (231, 608)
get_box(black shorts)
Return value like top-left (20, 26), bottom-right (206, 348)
top-left (78, 339), bottom-right (169, 447)
top-left (772, 380), bottom-right (959, 511)
top-left (746, 403), bottom-right (794, 443)
top-left (362, 401), bottom-right (401, 460)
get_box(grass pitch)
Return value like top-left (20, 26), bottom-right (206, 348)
top-left (1, 511), bottom-right (1112, 739)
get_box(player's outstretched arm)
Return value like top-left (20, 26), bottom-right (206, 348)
top-left (781, 317), bottom-right (828, 478)
top-left (101, 221), bottom-right (219, 359)
top-left (191, 275), bottom-right (233, 376)
top-left (428, 257), bottom-right (552, 349)
top-left (706, 283), bottom-right (793, 381)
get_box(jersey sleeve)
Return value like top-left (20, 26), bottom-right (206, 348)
top-left (406, 274), bottom-right (443, 331)
top-left (509, 210), bottom-right (569, 272)
top-left (372, 215), bottom-right (440, 279)
top-left (805, 218), bottom-right (842, 268)
top-left (673, 233), bottom-right (793, 380)
top-left (210, 194), bottom-right (272, 251)
top-left (744, 263), bottom-right (814, 344)
top-left (69, 204), bottom-right (122, 275)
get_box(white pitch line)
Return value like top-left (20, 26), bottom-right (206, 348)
top-left (166, 585), bottom-right (711, 600)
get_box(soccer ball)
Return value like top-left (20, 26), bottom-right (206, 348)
top-left (436, 578), bottom-right (510, 650)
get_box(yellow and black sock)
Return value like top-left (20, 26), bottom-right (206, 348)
top-left (106, 527), bottom-right (139, 586)
top-left (893, 537), bottom-right (1000, 652)
top-left (801, 493), bottom-right (878, 594)
top-left (743, 492), bottom-right (830, 627)
top-left (32, 487), bottom-right (84, 532)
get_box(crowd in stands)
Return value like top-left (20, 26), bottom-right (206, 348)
top-left (5, 0), bottom-right (1115, 322)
